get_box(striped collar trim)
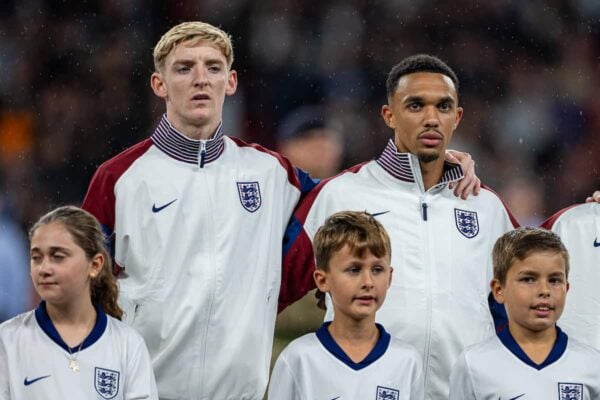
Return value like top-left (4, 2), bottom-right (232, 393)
top-left (375, 139), bottom-right (463, 184)
top-left (151, 114), bottom-right (224, 165)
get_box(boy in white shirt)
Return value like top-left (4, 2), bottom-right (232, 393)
top-left (449, 227), bottom-right (600, 400)
top-left (269, 211), bottom-right (423, 400)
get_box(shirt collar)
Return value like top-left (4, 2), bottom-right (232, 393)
top-left (497, 324), bottom-right (568, 370)
top-left (151, 114), bottom-right (225, 166)
top-left (375, 139), bottom-right (464, 186)
top-left (35, 300), bottom-right (108, 353)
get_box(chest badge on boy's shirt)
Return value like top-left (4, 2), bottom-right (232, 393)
top-left (95, 367), bottom-right (120, 399)
top-left (558, 382), bottom-right (583, 400)
top-left (237, 182), bottom-right (262, 213)
top-left (376, 386), bottom-right (399, 400)
top-left (454, 208), bottom-right (479, 238)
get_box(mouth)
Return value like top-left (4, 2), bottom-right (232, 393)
top-left (191, 93), bottom-right (210, 102)
top-left (531, 303), bottom-right (555, 317)
top-left (418, 131), bottom-right (443, 147)
top-left (354, 295), bottom-right (376, 305)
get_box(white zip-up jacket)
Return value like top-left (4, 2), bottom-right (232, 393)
top-left (541, 202), bottom-right (600, 349)
top-left (282, 139), bottom-right (518, 400)
top-left (83, 115), bottom-right (315, 400)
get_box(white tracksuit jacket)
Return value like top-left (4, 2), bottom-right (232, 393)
top-left (83, 115), bottom-right (315, 400)
top-left (541, 202), bottom-right (600, 349)
top-left (282, 139), bottom-right (518, 400)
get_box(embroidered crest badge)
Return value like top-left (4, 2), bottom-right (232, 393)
top-left (454, 208), bottom-right (479, 238)
top-left (95, 367), bottom-right (120, 399)
top-left (558, 382), bottom-right (583, 400)
top-left (237, 182), bottom-right (262, 213)
top-left (376, 386), bottom-right (399, 400)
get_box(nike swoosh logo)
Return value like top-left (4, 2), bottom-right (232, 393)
top-left (371, 211), bottom-right (390, 217)
top-left (330, 397), bottom-right (340, 400)
top-left (152, 199), bottom-right (178, 213)
top-left (24, 375), bottom-right (51, 385)
top-left (501, 395), bottom-right (525, 400)
top-left (595, 238), bottom-right (600, 247)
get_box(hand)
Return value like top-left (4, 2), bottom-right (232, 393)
top-left (586, 190), bottom-right (600, 203)
top-left (445, 149), bottom-right (481, 200)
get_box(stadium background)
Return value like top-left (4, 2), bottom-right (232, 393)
top-left (0, 0), bottom-right (599, 375)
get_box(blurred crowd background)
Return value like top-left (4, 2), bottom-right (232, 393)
top-left (1, 0), bottom-right (599, 361)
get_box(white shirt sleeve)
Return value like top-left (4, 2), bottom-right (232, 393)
top-left (268, 353), bottom-right (302, 400)
top-left (0, 338), bottom-right (10, 400)
top-left (123, 332), bottom-right (158, 400)
top-left (449, 352), bottom-right (477, 400)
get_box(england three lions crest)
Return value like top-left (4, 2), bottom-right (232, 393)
top-left (376, 386), bottom-right (399, 400)
top-left (237, 182), bottom-right (262, 213)
top-left (558, 382), bottom-right (583, 400)
top-left (454, 208), bottom-right (479, 238)
top-left (95, 367), bottom-right (120, 399)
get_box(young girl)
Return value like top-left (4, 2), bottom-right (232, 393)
top-left (0, 206), bottom-right (158, 399)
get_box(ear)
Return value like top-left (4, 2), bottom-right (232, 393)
top-left (151, 72), bottom-right (168, 99)
top-left (490, 278), bottom-right (504, 304)
top-left (453, 106), bottom-right (464, 130)
top-left (381, 104), bottom-right (395, 129)
top-left (388, 266), bottom-right (393, 288)
top-left (313, 269), bottom-right (329, 293)
top-left (226, 69), bottom-right (238, 96)
top-left (89, 253), bottom-right (104, 279)
top-left (566, 281), bottom-right (570, 292)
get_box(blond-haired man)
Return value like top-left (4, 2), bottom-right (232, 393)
top-left (82, 21), bottom-right (315, 399)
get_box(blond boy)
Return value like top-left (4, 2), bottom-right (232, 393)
top-left (449, 227), bottom-right (600, 399)
top-left (269, 211), bottom-right (423, 399)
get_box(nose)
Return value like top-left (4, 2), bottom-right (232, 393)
top-left (33, 258), bottom-right (52, 276)
top-left (423, 106), bottom-right (439, 127)
top-left (362, 271), bottom-right (375, 289)
top-left (538, 281), bottom-right (551, 297)
top-left (193, 66), bottom-right (209, 88)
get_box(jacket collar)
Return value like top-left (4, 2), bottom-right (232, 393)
top-left (375, 139), bottom-right (463, 188)
top-left (151, 114), bottom-right (225, 166)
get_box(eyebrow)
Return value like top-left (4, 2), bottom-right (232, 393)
top-left (171, 58), bottom-right (226, 66)
top-left (402, 95), bottom-right (455, 104)
top-left (30, 246), bottom-right (70, 254)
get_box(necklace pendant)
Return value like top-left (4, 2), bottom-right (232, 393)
top-left (68, 359), bottom-right (80, 372)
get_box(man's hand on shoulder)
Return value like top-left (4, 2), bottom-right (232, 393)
top-left (445, 149), bottom-right (481, 200)
top-left (586, 190), bottom-right (600, 203)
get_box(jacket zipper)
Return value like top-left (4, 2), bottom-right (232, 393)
top-left (199, 141), bottom-right (207, 168)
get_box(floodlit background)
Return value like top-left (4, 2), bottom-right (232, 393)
top-left (1, 0), bottom-right (599, 369)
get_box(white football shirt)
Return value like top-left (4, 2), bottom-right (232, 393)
top-left (0, 302), bottom-right (158, 400)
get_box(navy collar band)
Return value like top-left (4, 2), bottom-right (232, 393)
top-left (376, 139), bottom-right (463, 184)
top-left (316, 321), bottom-right (391, 370)
top-left (151, 114), bottom-right (225, 166)
top-left (35, 301), bottom-right (108, 353)
top-left (497, 324), bottom-right (568, 370)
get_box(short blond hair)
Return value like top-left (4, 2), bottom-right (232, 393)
top-left (153, 21), bottom-right (234, 72)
